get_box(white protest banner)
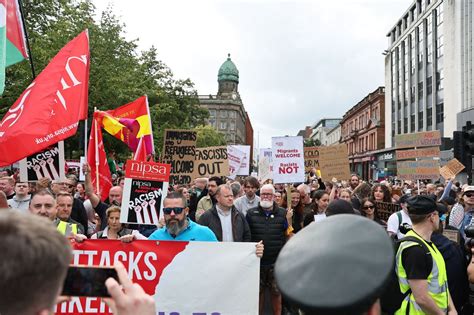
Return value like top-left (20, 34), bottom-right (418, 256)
top-left (121, 160), bottom-right (170, 225)
top-left (55, 240), bottom-right (259, 315)
top-left (258, 156), bottom-right (272, 182)
top-left (271, 136), bottom-right (305, 183)
top-left (227, 145), bottom-right (246, 179)
top-left (260, 148), bottom-right (273, 173)
top-left (20, 141), bottom-right (65, 182)
top-left (233, 144), bottom-right (251, 176)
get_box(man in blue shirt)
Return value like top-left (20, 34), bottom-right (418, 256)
top-left (149, 191), bottom-right (217, 241)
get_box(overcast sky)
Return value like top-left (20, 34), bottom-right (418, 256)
top-left (94, 0), bottom-right (411, 149)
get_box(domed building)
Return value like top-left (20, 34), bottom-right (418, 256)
top-left (198, 54), bottom-right (254, 165)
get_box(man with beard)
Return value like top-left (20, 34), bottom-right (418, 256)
top-left (297, 183), bottom-right (313, 216)
top-left (349, 174), bottom-right (360, 192)
top-left (195, 176), bottom-right (223, 221)
top-left (148, 191), bottom-right (217, 241)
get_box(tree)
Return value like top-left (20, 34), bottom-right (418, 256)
top-left (194, 125), bottom-right (226, 148)
top-left (0, 1), bottom-right (209, 160)
top-left (304, 138), bottom-right (321, 147)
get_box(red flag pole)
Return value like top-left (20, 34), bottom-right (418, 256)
top-left (84, 118), bottom-right (88, 158)
top-left (93, 109), bottom-right (99, 194)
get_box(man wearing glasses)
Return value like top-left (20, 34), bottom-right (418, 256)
top-left (7, 181), bottom-right (31, 213)
top-left (148, 191), bottom-right (217, 241)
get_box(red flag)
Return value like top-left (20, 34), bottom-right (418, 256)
top-left (0, 30), bottom-right (89, 166)
top-left (87, 113), bottom-right (112, 201)
top-left (133, 136), bottom-right (148, 161)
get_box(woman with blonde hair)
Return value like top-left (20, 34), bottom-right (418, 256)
top-left (91, 206), bottom-right (146, 242)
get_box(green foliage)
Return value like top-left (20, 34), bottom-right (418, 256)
top-left (194, 125), bottom-right (227, 148)
top-left (304, 138), bottom-right (321, 147)
top-left (0, 0), bottom-right (208, 160)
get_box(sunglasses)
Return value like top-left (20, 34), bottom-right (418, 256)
top-left (464, 192), bottom-right (474, 198)
top-left (163, 207), bottom-right (185, 215)
top-left (363, 205), bottom-right (375, 209)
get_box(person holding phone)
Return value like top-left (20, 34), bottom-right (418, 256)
top-left (91, 206), bottom-right (146, 242)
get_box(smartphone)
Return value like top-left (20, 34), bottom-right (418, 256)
top-left (61, 266), bottom-right (119, 297)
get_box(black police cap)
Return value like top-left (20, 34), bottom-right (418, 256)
top-left (275, 215), bottom-right (393, 315)
top-left (407, 195), bottom-right (445, 215)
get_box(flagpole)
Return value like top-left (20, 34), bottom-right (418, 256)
top-left (17, 0), bottom-right (36, 79)
top-left (93, 109), bottom-right (99, 194)
top-left (84, 119), bottom-right (88, 157)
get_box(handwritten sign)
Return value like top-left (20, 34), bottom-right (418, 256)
top-left (162, 129), bottom-right (196, 185)
top-left (397, 160), bottom-right (440, 180)
top-left (396, 147), bottom-right (440, 160)
top-left (304, 146), bottom-right (320, 172)
top-left (318, 144), bottom-right (351, 181)
top-left (192, 146), bottom-right (229, 179)
top-left (439, 158), bottom-right (465, 180)
top-left (395, 130), bottom-right (441, 149)
top-left (375, 201), bottom-right (401, 221)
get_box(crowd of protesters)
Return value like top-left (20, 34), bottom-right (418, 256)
top-left (2, 162), bottom-right (474, 315)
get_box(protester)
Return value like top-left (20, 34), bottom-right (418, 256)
top-left (449, 186), bottom-right (474, 240)
top-left (0, 211), bottom-right (156, 315)
top-left (234, 176), bottom-right (261, 217)
top-left (275, 215), bottom-right (393, 315)
top-left (91, 206), bottom-right (146, 241)
top-left (349, 174), bottom-right (360, 192)
top-left (274, 191), bottom-right (283, 207)
top-left (387, 194), bottom-right (412, 239)
top-left (177, 186), bottom-right (190, 206)
top-left (188, 177), bottom-right (208, 220)
top-left (55, 192), bottom-right (86, 235)
top-left (297, 183), bottom-right (314, 215)
top-left (246, 183), bottom-right (288, 315)
top-left (7, 181), bottom-right (31, 213)
top-left (394, 195), bottom-right (456, 315)
top-left (196, 176), bottom-right (223, 221)
top-left (75, 182), bottom-right (86, 201)
top-left (360, 198), bottom-right (385, 226)
top-left (149, 191), bottom-right (217, 241)
top-left (338, 188), bottom-right (361, 215)
top-left (371, 183), bottom-right (393, 203)
top-left (352, 181), bottom-right (372, 211)
top-left (0, 191), bottom-right (8, 209)
top-left (198, 184), bottom-right (251, 242)
top-left (230, 181), bottom-right (243, 198)
top-left (325, 199), bottom-right (356, 216)
top-left (51, 178), bottom-right (88, 233)
top-left (0, 176), bottom-right (15, 199)
top-left (303, 190), bottom-right (330, 227)
top-left (282, 186), bottom-right (305, 233)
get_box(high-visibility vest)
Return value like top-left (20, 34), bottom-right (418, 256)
top-left (56, 220), bottom-right (78, 236)
top-left (395, 230), bottom-right (449, 315)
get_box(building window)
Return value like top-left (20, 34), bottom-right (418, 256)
top-left (229, 121), bottom-right (235, 131)
top-left (418, 82), bottom-right (423, 99)
top-left (209, 110), bottom-right (216, 117)
top-left (411, 114), bottom-right (416, 132)
top-left (404, 118), bottom-right (408, 133)
top-left (427, 76), bottom-right (433, 95)
top-left (209, 118), bottom-right (216, 128)
top-left (220, 110), bottom-right (227, 118)
top-left (220, 122), bottom-right (227, 130)
top-left (228, 111), bottom-right (236, 118)
top-left (436, 103), bottom-right (444, 124)
top-left (418, 112), bottom-right (424, 131)
top-left (427, 107), bottom-right (432, 128)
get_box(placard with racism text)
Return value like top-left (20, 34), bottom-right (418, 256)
top-left (20, 141), bottom-right (65, 182)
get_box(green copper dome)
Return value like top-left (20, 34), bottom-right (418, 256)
top-left (218, 54), bottom-right (239, 83)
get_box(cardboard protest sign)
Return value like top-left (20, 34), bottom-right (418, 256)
top-left (395, 130), bottom-right (441, 149)
top-left (397, 160), bottom-right (440, 181)
top-left (258, 156), bottom-right (272, 182)
top-left (318, 144), bottom-right (351, 181)
top-left (227, 145), bottom-right (245, 180)
top-left (192, 146), bottom-right (229, 179)
top-left (395, 147), bottom-right (440, 160)
top-left (233, 144), bottom-right (251, 176)
top-left (162, 129), bottom-right (196, 185)
top-left (121, 160), bottom-right (170, 225)
top-left (56, 240), bottom-right (259, 315)
top-left (439, 158), bottom-right (465, 180)
top-left (271, 136), bottom-right (305, 183)
top-left (20, 141), bottom-right (65, 182)
top-left (304, 146), bottom-right (320, 172)
top-left (375, 201), bottom-right (401, 221)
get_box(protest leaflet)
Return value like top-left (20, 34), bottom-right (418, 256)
top-left (192, 146), bottom-right (230, 179)
top-left (120, 160), bottom-right (170, 225)
top-left (271, 136), bottom-right (305, 183)
top-left (55, 240), bottom-right (259, 315)
top-left (20, 141), bottom-right (65, 182)
top-left (162, 129), bottom-right (196, 185)
top-left (318, 144), bottom-right (351, 181)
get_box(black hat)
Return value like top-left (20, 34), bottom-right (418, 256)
top-left (275, 215), bottom-right (393, 315)
top-left (406, 195), bottom-right (445, 215)
top-left (398, 194), bottom-right (410, 205)
top-left (326, 199), bottom-right (354, 217)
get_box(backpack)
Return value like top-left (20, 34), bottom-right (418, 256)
top-left (380, 236), bottom-right (432, 315)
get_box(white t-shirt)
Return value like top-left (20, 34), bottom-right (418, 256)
top-left (387, 210), bottom-right (412, 239)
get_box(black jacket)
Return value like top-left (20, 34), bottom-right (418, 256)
top-left (198, 205), bottom-right (251, 242)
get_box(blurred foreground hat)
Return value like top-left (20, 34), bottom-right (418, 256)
top-left (275, 215), bottom-right (393, 314)
top-left (326, 199), bottom-right (354, 217)
top-left (462, 186), bottom-right (474, 195)
top-left (407, 195), bottom-right (445, 215)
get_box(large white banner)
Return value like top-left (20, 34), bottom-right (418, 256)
top-left (231, 145), bottom-right (251, 176)
top-left (56, 241), bottom-right (260, 315)
top-left (271, 136), bottom-right (305, 183)
top-left (227, 145), bottom-right (246, 180)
